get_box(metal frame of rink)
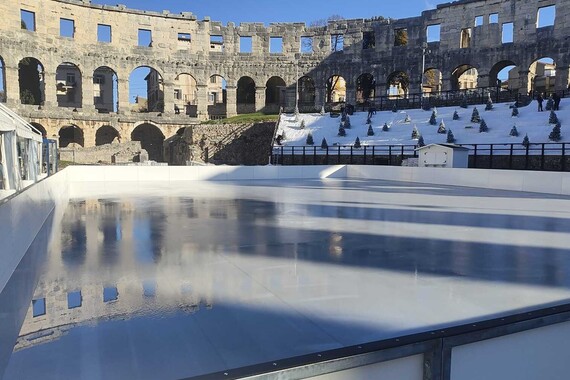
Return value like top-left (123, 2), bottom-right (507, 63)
top-left (1, 165), bottom-right (570, 380)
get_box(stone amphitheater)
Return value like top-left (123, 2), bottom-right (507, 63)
top-left (0, 0), bottom-right (567, 162)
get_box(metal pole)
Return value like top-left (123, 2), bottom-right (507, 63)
top-left (420, 42), bottom-right (427, 110)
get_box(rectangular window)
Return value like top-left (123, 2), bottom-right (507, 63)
top-left (67, 291), bottom-right (82, 309)
top-left (270, 37), bottom-right (283, 53)
top-left (489, 13), bottom-right (499, 24)
top-left (210, 35), bottom-right (224, 52)
top-left (98, 24), bottom-right (112, 43)
top-left (138, 29), bottom-right (152, 47)
top-left (301, 36), bottom-right (313, 53)
top-left (210, 76), bottom-right (217, 84)
top-left (474, 16), bottom-right (484, 27)
top-left (174, 89), bottom-right (181, 100)
top-left (21, 10), bottom-right (36, 31)
top-left (93, 74), bottom-right (105, 84)
top-left (32, 298), bottom-right (46, 317)
top-left (363, 31), bottom-right (375, 49)
top-left (460, 28), bottom-right (472, 48)
top-left (502, 22), bottom-right (514, 43)
top-left (240, 36), bottom-right (252, 53)
top-left (394, 28), bottom-right (408, 46)
top-left (331, 34), bottom-right (344, 52)
top-left (426, 24), bottom-right (441, 42)
top-left (537, 5), bottom-right (556, 28)
top-left (60, 18), bottom-right (74, 38)
top-left (103, 286), bottom-right (119, 302)
top-left (178, 32), bottom-right (191, 42)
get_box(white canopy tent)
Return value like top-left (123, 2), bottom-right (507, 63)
top-left (0, 104), bottom-right (43, 191)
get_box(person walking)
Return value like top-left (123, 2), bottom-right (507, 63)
top-left (537, 94), bottom-right (544, 112)
top-left (553, 93), bottom-right (561, 111)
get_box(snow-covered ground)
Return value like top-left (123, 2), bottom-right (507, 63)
top-left (276, 100), bottom-right (567, 148)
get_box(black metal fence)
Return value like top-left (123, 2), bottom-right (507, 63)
top-left (272, 142), bottom-right (570, 172)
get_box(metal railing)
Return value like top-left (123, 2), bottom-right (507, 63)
top-left (271, 142), bottom-right (570, 171)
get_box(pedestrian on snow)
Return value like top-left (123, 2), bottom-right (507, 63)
top-left (537, 94), bottom-right (544, 112)
top-left (553, 93), bottom-right (561, 111)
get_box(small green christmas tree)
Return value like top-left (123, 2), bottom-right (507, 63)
top-left (549, 123), bottom-right (562, 141)
top-left (300, 119), bottom-right (306, 129)
top-left (411, 125), bottom-right (419, 139)
top-left (549, 111), bottom-right (558, 124)
top-left (438, 120), bottom-right (446, 134)
top-left (404, 114), bottom-right (411, 123)
top-left (522, 134), bottom-right (530, 148)
top-left (392, 103), bottom-right (398, 113)
top-left (453, 110), bottom-right (460, 120)
top-left (429, 111), bottom-right (437, 125)
top-left (417, 135), bottom-right (426, 147)
top-left (510, 125), bottom-right (519, 137)
top-left (338, 126), bottom-right (346, 137)
top-left (471, 107), bottom-right (481, 123)
top-left (479, 118), bottom-right (489, 133)
top-left (546, 97), bottom-right (554, 111)
top-left (321, 137), bottom-right (328, 149)
top-left (511, 106), bottom-right (519, 117)
top-left (446, 129), bottom-right (456, 143)
top-left (367, 125), bottom-right (375, 136)
top-left (382, 122), bottom-right (389, 131)
top-left (354, 137), bottom-right (362, 148)
top-left (485, 97), bottom-right (493, 111)
top-left (306, 132), bottom-right (314, 145)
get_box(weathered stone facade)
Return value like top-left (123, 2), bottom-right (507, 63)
top-left (0, 0), bottom-right (568, 161)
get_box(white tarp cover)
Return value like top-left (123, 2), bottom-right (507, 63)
top-left (0, 104), bottom-right (42, 190)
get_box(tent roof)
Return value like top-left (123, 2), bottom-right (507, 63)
top-left (0, 104), bottom-right (43, 142)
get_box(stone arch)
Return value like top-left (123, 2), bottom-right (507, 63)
top-left (0, 55), bottom-right (5, 102)
top-left (30, 122), bottom-right (46, 138)
top-left (208, 74), bottom-right (227, 119)
top-left (423, 68), bottom-right (443, 94)
top-left (59, 125), bottom-right (84, 148)
top-left (18, 57), bottom-right (45, 105)
top-left (56, 62), bottom-right (82, 108)
top-left (129, 66), bottom-right (164, 113)
top-left (93, 66), bottom-right (118, 113)
top-left (489, 61), bottom-right (518, 91)
top-left (451, 64), bottom-right (478, 91)
top-left (356, 73), bottom-right (376, 103)
top-left (298, 76), bottom-right (316, 111)
top-left (326, 75), bottom-right (346, 103)
top-left (174, 73), bottom-right (198, 116)
top-left (387, 71), bottom-right (410, 98)
top-left (96, 125), bottom-right (120, 146)
top-left (237, 76), bottom-right (256, 114)
top-left (131, 123), bottom-right (165, 162)
top-left (528, 57), bottom-right (557, 96)
top-left (265, 76), bottom-right (286, 112)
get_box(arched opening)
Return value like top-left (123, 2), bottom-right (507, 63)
top-left (0, 56), bottom-right (6, 103)
top-left (387, 71), bottom-right (410, 98)
top-left (326, 75), bottom-right (346, 104)
top-left (96, 125), bottom-right (120, 146)
top-left (452, 65), bottom-right (478, 91)
top-left (237, 76), bottom-right (256, 114)
top-left (19, 57), bottom-right (45, 105)
top-left (208, 74), bottom-right (227, 119)
top-left (423, 68), bottom-right (443, 94)
top-left (356, 73), bottom-right (376, 104)
top-left (94, 66), bottom-right (118, 113)
top-left (131, 123), bottom-right (165, 162)
top-left (489, 61), bottom-right (518, 92)
top-left (528, 57), bottom-right (558, 96)
top-left (265, 76), bottom-right (286, 112)
top-left (129, 66), bottom-right (164, 113)
top-left (56, 62), bottom-right (82, 108)
top-left (298, 76), bottom-right (316, 111)
top-left (59, 125), bottom-right (84, 148)
top-left (174, 73), bottom-right (197, 117)
top-left (30, 122), bottom-right (46, 138)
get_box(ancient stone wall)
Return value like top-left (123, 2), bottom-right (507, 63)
top-left (0, 0), bottom-right (568, 158)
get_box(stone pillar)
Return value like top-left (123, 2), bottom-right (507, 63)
top-left (81, 74), bottom-right (96, 112)
top-left (345, 84), bottom-right (356, 105)
top-left (4, 66), bottom-right (20, 107)
top-left (83, 123), bottom-right (96, 148)
top-left (43, 71), bottom-right (57, 108)
top-left (555, 66), bottom-right (569, 93)
top-left (441, 74), bottom-right (454, 92)
top-left (196, 84), bottom-right (209, 120)
top-left (255, 86), bottom-right (266, 112)
top-left (477, 73), bottom-right (491, 88)
top-left (117, 77), bottom-right (130, 115)
top-left (314, 86), bottom-right (325, 110)
top-left (376, 82), bottom-right (387, 99)
top-left (162, 78), bottom-right (175, 116)
top-left (517, 70), bottom-right (530, 95)
top-left (226, 85), bottom-right (237, 117)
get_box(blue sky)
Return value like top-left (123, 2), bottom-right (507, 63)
top-left (91, 0), bottom-right (437, 24)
